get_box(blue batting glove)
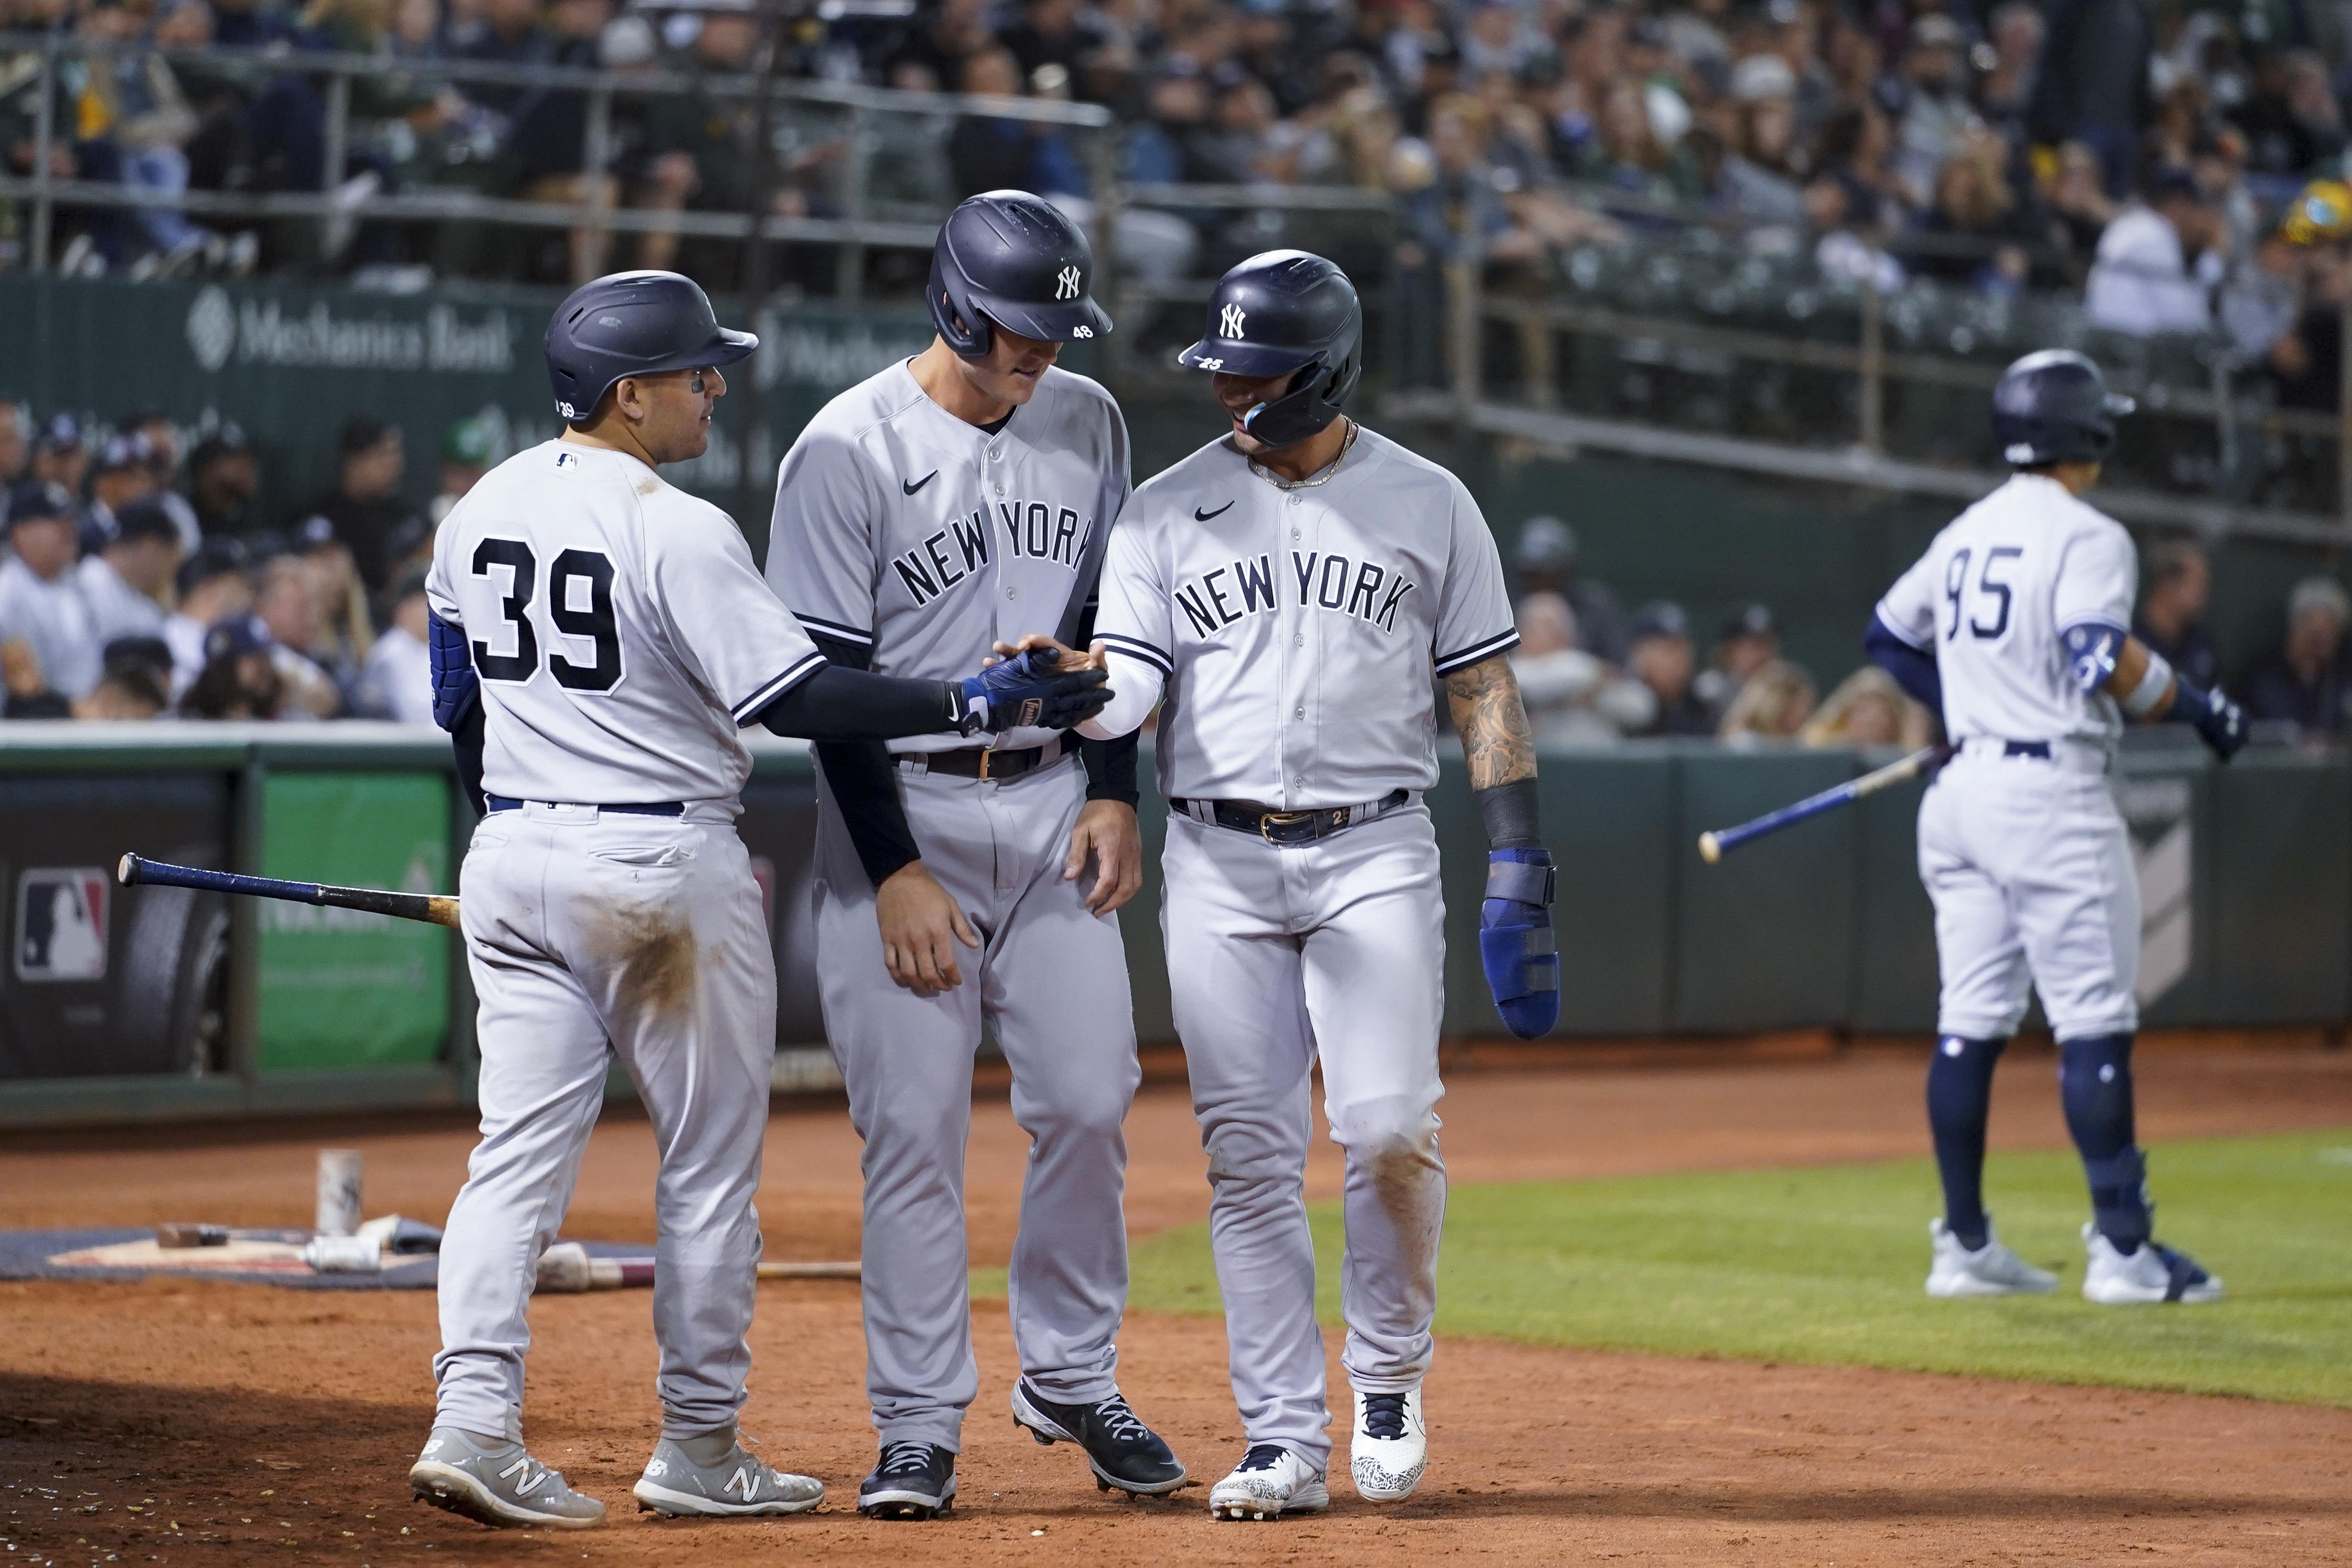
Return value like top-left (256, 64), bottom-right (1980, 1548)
top-left (1480, 847), bottom-right (1559, 1039)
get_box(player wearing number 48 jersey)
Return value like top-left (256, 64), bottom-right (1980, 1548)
top-left (410, 271), bottom-right (1106, 1534)
top-left (1038, 251), bottom-right (1560, 1520)
top-left (1867, 349), bottom-right (2243, 1309)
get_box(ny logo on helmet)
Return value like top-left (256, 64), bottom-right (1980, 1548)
top-left (1055, 265), bottom-right (1082, 301)
top-left (1220, 303), bottom-right (1247, 339)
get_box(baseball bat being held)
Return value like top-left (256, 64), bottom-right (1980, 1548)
top-left (116, 853), bottom-right (461, 929)
top-left (1697, 744), bottom-right (1952, 864)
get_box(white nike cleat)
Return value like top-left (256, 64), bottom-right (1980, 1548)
top-left (1925, 1218), bottom-right (2058, 1298)
top-left (1349, 1387), bottom-right (1427, 1502)
top-left (1208, 1444), bottom-right (1328, 1521)
top-left (632, 1432), bottom-right (824, 1517)
top-left (2081, 1223), bottom-right (2224, 1305)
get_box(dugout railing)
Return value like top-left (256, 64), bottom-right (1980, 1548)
top-left (0, 727), bottom-right (2343, 1128)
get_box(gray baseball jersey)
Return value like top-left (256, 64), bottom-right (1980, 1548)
top-left (765, 360), bottom-right (1129, 751)
top-left (1079, 422), bottom-right (1516, 1469)
top-left (427, 440), bottom-right (826, 806)
top-left (1084, 425), bottom-right (1519, 806)
top-left (764, 356), bottom-right (1144, 1452)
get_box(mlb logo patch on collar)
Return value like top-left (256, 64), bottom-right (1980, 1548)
top-left (555, 450), bottom-right (584, 473)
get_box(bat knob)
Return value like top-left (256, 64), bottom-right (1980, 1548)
top-left (1697, 833), bottom-right (1721, 864)
top-left (117, 853), bottom-right (143, 887)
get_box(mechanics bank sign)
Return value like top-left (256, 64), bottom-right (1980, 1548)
top-left (184, 286), bottom-right (517, 376)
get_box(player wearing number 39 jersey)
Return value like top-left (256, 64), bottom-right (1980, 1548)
top-left (409, 271), bottom-right (1106, 1535)
top-left (1866, 349), bottom-right (2244, 1310)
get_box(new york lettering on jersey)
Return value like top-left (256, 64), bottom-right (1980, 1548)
top-left (887, 496), bottom-right (1091, 608)
top-left (1166, 549), bottom-right (1416, 638)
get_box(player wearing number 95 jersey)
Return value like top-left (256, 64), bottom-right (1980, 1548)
top-left (1865, 349), bottom-right (2244, 1310)
top-left (410, 271), bottom-right (1105, 1535)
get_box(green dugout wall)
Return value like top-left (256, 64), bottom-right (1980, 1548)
top-left (0, 729), bottom-right (2343, 1128)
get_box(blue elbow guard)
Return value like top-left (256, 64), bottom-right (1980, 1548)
top-left (429, 612), bottom-right (480, 732)
top-left (2061, 621), bottom-right (2126, 696)
top-left (1480, 849), bottom-right (1560, 1040)
top-left (1864, 615), bottom-right (1943, 714)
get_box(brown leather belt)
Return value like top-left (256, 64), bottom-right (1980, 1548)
top-left (901, 734), bottom-right (1070, 781)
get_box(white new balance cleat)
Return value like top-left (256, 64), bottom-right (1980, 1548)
top-left (1925, 1218), bottom-right (2058, 1298)
top-left (408, 1427), bottom-right (607, 1530)
top-left (2081, 1223), bottom-right (2224, 1305)
top-left (1208, 1444), bottom-right (1328, 1521)
top-left (1349, 1387), bottom-right (1427, 1502)
top-left (632, 1431), bottom-right (824, 1517)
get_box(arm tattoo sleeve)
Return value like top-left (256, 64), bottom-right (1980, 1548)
top-left (1445, 653), bottom-right (1538, 791)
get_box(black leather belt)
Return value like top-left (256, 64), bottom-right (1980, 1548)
top-left (904, 734), bottom-right (1069, 781)
top-left (485, 796), bottom-right (685, 816)
top-left (2003, 740), bottom-right (2051, 759)
top-left (1172, 789), bottom-right (1409, 846)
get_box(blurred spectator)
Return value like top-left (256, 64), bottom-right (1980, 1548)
top-left (358, 570), bottom-right (435, 723)
top-left (1627, 601), bottom-right (1715, 736)
top-left (998, 0), bottom-right (1110, 91)
top-left (188, 426), bottom-right (261, 538)
top-left (1971, 3), bottom-right (2044, 146)
top-left (1801, 665), bottom-right (1936, 749)
top-left (1509, 590), bottom-right (1655, 744)
top-left (1694, 602), bottom-right (1780, 717)
top-left (950, 47), bottom-right (1048, 196)
top-left (2044, 141), bottom-right (2117, 277)
top-left (2232, 51), bottom-right (2345, 180)
top-left (292, 515), bottom-right (374, 702)
top-left (2084, 169), bottom-right (2226, 337)
top-left (163, 536), bottom-right (254, 698)
top-left (79, 495), bottom-right (182, 646)
top-left (30, 414), bottom-right (87, 502)
top-left (181, 612), bottom-right (283, 720)
top-left (1910, 130), bottom-right (2038, 294)
top-left (1716, 656), bottom-right (1817, 744)
top-left (2026, 0), bottom-right (2152, 196)
top-left (253, 553), bottom-right (345, 718)
top-left (301, 416), bottom-right (422, 592)
top-left (431, 415), bottom-right (494, 525)
top-left (120, 410), bottom-right (202, 549)
top-left (83, 432), bottom-right (160, 549)
top-left (1888, 15), bottom-right (1974, 207)
top-left (71, 640), bottom-right (169, 720)
top-left (0, 481), bottom-right (101, 704)
top-left (1514, 515), bottom-right (1628, 663)
top-left (0, 402), bottom-right (29, 489)
top-left (2242, 575), bottom-right (2352, 739)
top-left (2133, 539), bottom-right (2219, 695)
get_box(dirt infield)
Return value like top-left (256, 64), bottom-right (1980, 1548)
top-left (5, 1039), bottom-right (2351, 1566)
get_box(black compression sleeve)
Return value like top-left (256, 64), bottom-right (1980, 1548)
top-left (1473, 777), bottom-right (1542, 848)
top-left (1081, 732), bottom-right (1140, 805)
top-left (451, 694), bottom-right (486, 818)
top-left (752, 664), bottom-right (959, 740)
top-left (800, 633), bottom-right (923, 888)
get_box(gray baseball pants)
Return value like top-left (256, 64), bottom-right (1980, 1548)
top-left (812, 754), bottom-right (1141, 1451)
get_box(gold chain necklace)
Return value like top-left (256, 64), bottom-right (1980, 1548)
top-left (1249, 419), bottom-right (1358, 490)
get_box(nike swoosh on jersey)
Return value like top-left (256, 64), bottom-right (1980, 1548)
top-left (1194, 500), bottom-right (1235, 521)
top-left (903, 470), bottom-right (939, 496)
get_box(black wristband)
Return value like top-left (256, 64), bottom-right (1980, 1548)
top-left (1474, 777), bottom-right (1541, 848)
top-left (1082, 731), bottom-right (1140, 806)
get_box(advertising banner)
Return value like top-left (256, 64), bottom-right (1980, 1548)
top-left (257, 772), bottom-right (450, 1072)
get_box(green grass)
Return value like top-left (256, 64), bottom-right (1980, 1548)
top-left (987, 1131), bottom-right (2352, 1408)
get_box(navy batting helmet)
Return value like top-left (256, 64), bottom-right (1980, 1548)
top-left (544, 270), bottom-right (756, 423)
top-left (1990, 349), bottom-right (2134, 467)
top-left (930, 191), bottom-right (1111, 357)
top-left (1178, 250), bottom-right (1362, 449)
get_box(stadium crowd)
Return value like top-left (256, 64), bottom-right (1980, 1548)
top-left (0, 393), bottom-right (2341, 741)
top-left (9, 0), bottom-right (2352, 397)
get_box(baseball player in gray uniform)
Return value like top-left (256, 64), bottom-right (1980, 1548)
top-left (408, 271), bottom-right (1106, 1533)
top-left (764, 192), bottom-right (1181, 1519)
top-left (1866, 350), bottom-right (2244, 1306)
top-left (1036, 251), bottom-right (1562, 1520)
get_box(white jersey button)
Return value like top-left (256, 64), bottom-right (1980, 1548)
top-left (1293, 633), bottom-right (1303, 647)
top-left (1294, 706), bottom-right (1305, 718)
top-left (1291, 528), bottom-right (1300, 540)
top-left (1006, 586), bottom-right (1019, 599)
top-left (1288, 494), bottom-right (1302, 507)
top-left (994, 482), bottom-right (1006, 495)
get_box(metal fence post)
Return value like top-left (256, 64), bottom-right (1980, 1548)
top-left (1446, 256), bottom-right (1481, 419)
top-left (1859, 276), bottom-right (1885, 453)
top-left (227, 752), bottom-right (267, 1094)
top-left (320, 69), bottom-right (350, 258)
top-left (29, 45), bottom-right (54, 274)
top-left (834, 103), bottom-right (869, 301)
top-left (581, 82), bottom-right (613, 282)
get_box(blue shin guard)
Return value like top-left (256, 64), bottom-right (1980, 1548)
top-left (2060, 1033), bottom-right (2150, 1252)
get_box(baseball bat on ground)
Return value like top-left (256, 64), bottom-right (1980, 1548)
top-left (534, 1243), bottom-right (861, 1292)
top-left (117, 853), bottom-right (460, 929)
top-left (1697, 744), bottom-right (1952, 864)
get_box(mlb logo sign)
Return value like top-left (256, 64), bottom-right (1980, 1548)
top-left (16, 868), bottom-right (108, 982)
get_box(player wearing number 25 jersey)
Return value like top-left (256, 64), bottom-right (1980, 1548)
top-left (1866, 349), bottom-right (2244, 1311)
top-left (411, 271), bottom-right (1105, 1535)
